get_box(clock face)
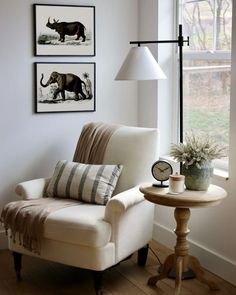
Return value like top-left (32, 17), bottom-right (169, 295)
top-left (152, 160), bottom-right (173, 182)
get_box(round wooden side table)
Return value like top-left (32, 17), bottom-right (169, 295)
top-left (140, 184), bottom-right (227, 295)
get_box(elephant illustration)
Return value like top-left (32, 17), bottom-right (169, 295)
top-left (40, 71), bottom-right (88, 101)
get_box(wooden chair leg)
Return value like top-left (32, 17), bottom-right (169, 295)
top-left (137, 244), bottom-right (149, 266)
top-left (92, 271), bottom-right (103, 295)
top-left (12, 252), bottom-right (22, 280)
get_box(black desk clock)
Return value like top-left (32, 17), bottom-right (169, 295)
top-left (151, 160), bottom-right (173, 188)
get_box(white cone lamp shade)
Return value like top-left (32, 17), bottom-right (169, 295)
top-left (115, 46), bottom-right (167, 81)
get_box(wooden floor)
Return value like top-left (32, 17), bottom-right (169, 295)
top-left (0, 240), bottom-right (235, 295)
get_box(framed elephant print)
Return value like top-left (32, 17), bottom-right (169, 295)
top-left (35, 62), bottom-right (96, 113)
top-left (34, 4), bottom-right (95, 56)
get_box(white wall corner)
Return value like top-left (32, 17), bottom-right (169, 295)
top-left (0, 230), bottom-right (8, 250)
top-left (157, 0), bottom-right (178, 155)
top-left (153, 222), bottom-right (236, 286)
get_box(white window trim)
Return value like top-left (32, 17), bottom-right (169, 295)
top-left (184, 51), bottom-right (231, 60)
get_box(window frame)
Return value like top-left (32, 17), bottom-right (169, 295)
top-left (178, 0), bottom-right (232, 172)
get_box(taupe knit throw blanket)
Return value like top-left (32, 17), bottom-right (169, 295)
top-left (1, 198), bottom-right (81, 254)
top-left (73, 121), bottom-right (120, 164)
top-left (1, 122), bottom-right (120, 254)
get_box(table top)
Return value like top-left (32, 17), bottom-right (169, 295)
top-left (139, 184), bottom-right (227, 208)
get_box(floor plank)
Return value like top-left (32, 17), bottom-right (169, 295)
top-left (0, 240), bottom-right (235, 295)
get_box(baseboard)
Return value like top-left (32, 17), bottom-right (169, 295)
top-left (153, 222), bottom-right (236, 286)
top-left (0, 230), bottom-right (8, 249)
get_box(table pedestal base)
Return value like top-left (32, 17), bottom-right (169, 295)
top-left (148, 208), bottom-right (219, 295)
top-left (149, 254), bottom-right (219, 294)
top-left (158, 264), bottom-right (195, 280)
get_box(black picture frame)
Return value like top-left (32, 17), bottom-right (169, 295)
top-left (35, 62), bottom-right (96, 113)
top-left (34, 4), bottom-right (95, 56)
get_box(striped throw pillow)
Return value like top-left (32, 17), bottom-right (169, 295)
top-left (46, 161), bottom-right (123, 205)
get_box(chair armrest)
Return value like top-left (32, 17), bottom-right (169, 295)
top-left (104, 186), bottom-right (144, 221)
top-left (104, 186), bottom-right (154, 262)
top-left (15, 178), bottom-right (51, 200)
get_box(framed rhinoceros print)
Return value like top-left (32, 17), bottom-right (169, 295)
top-left (34, 4), bottom-right (95, 56)
top-left (35, 62), bottom-right (96, 113)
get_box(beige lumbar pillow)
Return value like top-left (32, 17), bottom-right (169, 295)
top-left (46, 160), bottom-right (123, 205)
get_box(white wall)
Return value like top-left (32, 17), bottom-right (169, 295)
top-left (137, 0), bottom-right (158, 129)
top-left (138, 0), bottom-right (236, 285)
top-left (0, 0), bottom-right (138, 247)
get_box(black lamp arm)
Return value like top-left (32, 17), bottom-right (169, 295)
top-left (130, 39), bottom-right (189, 46)
top-left (129, 25), bottom-right (189, 48)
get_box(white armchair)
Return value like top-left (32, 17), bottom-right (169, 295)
top-left (9, 124), bottom-right (159, 294)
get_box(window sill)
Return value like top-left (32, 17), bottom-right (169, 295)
top-left (213, 168), bottom-right (229, 181)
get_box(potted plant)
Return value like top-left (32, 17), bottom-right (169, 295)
top-left (170, 133), bottom-right (225, 190)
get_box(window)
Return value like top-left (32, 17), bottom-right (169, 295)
top-left (179, 0), bottom-right (232, 165)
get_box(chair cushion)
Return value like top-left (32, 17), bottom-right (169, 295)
top-left (46, 160), bottom-right (123, 205)
top-left (44, 204), bottom-right (111, 247)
